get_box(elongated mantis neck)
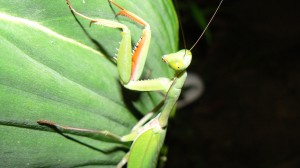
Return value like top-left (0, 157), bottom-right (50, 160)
top-left (158, 71), bottom-right (187, 127)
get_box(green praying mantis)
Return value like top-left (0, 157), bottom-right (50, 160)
top-left (37, 0), bottom-right (223, 167)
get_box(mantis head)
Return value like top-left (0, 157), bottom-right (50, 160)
top-left (162, 49), bottom-right (192, 71)
top-left (162, 0), bottom-right (223, 73)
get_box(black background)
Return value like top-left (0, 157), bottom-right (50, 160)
top-left (166, 0), bottom-right (300, 167)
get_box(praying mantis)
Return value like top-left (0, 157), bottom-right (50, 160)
top-left (37, 0), bottom-right (223, 167)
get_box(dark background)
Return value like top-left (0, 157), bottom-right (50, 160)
top-left (166, 0), bottom-right (300, 167)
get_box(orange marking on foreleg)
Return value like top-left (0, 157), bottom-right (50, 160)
top-left (131, 29), bottom-right (149, 79)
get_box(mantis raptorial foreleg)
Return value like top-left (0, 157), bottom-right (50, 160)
top-left (38, 0), bottom-right (224, 167)
top-left (66, 0), bottom-right (152, 86)
top-left (66, 0), bottom-right (174, 93)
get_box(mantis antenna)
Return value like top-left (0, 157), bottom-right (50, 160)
top-left (174, 0), bottom-right (187, 51)
top-left (190, 0), bottom-right (224, 51)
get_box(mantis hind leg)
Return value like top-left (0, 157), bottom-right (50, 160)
top-left (37, 120), bottom-right (124, 142)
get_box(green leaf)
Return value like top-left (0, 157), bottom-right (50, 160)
top-left (0, 0), bottom-right (178, 167)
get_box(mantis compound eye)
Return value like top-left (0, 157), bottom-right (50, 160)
top-left (170, 61), bottom-right (184, 70)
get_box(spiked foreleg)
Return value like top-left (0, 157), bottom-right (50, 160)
top-left (109, 0), bottom-right (152, 82)
top-left (130, 28), bottom-right (151, 81)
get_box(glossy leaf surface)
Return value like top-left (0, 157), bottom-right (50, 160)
top-left (0, 0), bottom-right (178, 167)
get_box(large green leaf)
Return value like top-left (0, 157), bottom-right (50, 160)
top-left (0, 0), bottom-right (178, 167)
